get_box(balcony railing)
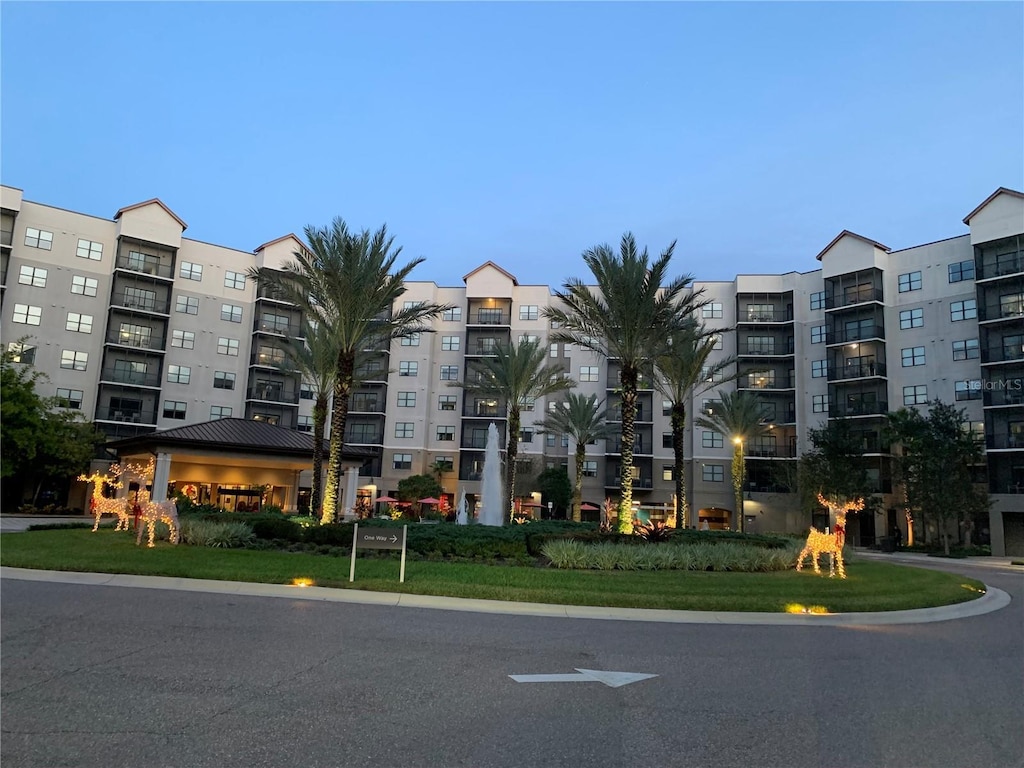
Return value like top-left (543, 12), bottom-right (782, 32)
top-left (463, 402), bottom-right (505, 418)
top-left (95, 407), bottom-right (158, 425)
top-left (99, 367), bottom-right (161, 387)
top-left (828, 361), bottom-right (887, 380)
top-left (978, 300), bottom-right (1024, 323)
top-left (250, 351), bottom-right (287, 368)
top-left (738, 339), bottom-right (795, 356)
top-left (981, 344), bottom-right (1024, 364)
top-left (467, 311), bottom-right (507, 325)
top-left (466, 343), bottom-right (501, 356)
top-left (982, 389), bottom-right (1024, 407)
top-left (461, 437), bottom-right (499, 449)
top-left (349, 399), bottom-right (384, 413)
top-left (826, 324), bottom-right (885, 344)
top-left (986, 434), bottom-right (1024, 450)
top-left (604, 475), bottom-right (653, 489)
top-left (105, 331), bottom-right (166, 351)
top-left (255, 285), bottom-right (297, 303)
top-left (1, 228), bottom-right (13, 247)
top-left (824, 287), bottom-right (884, 310)
top-left (607, 440), bottom-right (650, 455)
top-left (114, 256), bottom-right (173, 279)
top-left (738, 375), bottom-right (796, 389)
top-left (738, 309), bottom-right (793, 323)
top-left (977, 255), bottom-right (1024, 281)
top-left (255, 318), bottom-right (302, 336)
top-left (110, 296), bottom-right (171, 314)
top-left (828, 401), bottom-right (889, 418)
top-left (246, 385), bottom-right (300, 404)
top-left (607, 407), bottom-right (651, 422)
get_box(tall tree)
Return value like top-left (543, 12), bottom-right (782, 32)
top-left (536, 466), bottom-right (572, 518)
top-left (537, 392), bottom-right (613, 522)
top-left (253, 219), bottom-right (450, 524)
top-left (886, 401), bottom-right (987, 554)
top-left (799, 418), bottom-right (874, 533)
top-left (653, 321), bottom-right (734, 528)
top-left (695, 390), bottom-right (768, 532)
top-left (456, 338), bottom-right (574, 524)
top-left (545, 233), bottom-right (703, 532)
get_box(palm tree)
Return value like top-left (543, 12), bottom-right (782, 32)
top-left (456, 338), bottom-right (574, 524)
top-left (545, 233), bottom-right (703, 532)
top-left (653, 321), bottom-right (734, 529)
top-left (695, 390), bottom-right (768, 533)
top-left (537, 392), bottom-right (613, 522)
top-left (253, 218), bottom-right (450, 524)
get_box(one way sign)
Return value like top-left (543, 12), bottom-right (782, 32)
top-left (349, 524), bottom-right (408, 583)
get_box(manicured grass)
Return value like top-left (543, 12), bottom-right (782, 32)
top-left (0, 528), bottom-right (986, 613)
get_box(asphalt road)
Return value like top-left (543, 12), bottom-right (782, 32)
top-left (2, 562), bottom-right (1021, 768)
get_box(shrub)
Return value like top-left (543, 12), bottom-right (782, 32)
top-left (179, 518), bottom-right (255, 548)
top-left (248, 516), bottom-right (302, 542)
top-left (634, 520), bottom-right (673, 542)
top-left (543, 540), bottom-right (803, 572)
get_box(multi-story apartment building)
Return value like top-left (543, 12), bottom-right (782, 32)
top-left (2, 184), bottom-right (1021, 555)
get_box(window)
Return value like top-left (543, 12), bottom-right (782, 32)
top-left (901, 346), bottom-right (926, 367)
top-left (546, 433), bottom-right (557, 447)
top-left (948, 260), bottom-right (975, 283)
top-left (210, 405), bottom-right (232, 420)
top-left (437, 426), bottom-right (455, 441)
top-left (260, 312), bottom-right (290, 333)
top-left (812, 394), bottom-right (829, 413)
top-left (179, 261), bottom-right (203, 281)
top-left (952, 339), bottom-right (980, 361)
top-left (224, 271), bottom-right (246, 290)
top-left (950, 299), bottom-right (977, 322)
top-left (71, 275), bottom-right (98, 296)
top-left (76, 239), bottom-right (102, 260)
top-left (440, 365), bottom-right (458, 381)
top-left (811, 360), bottom-right (827, 379)
top-left (252, 413), bottom-right (279, 426)
top-left (519, 428), bottom-right (534, 443)
top-left (118, 322), bottom-right (152, 348)
top-left (700, 366), bottom-right (726, 384)
top-left (217, 337), bottom-right (240, 356)
top-left (898, 385), bottom-right (928, 406)
top-left (810, 291), bottom-right (825, 310)
top-left (955, 380), bottom-right (982, 401)
top-left (393, 453), bottom-right (412, 470)
top-left (442, 335), bottom-right (460, 351)
top-left (702, 430), bottom-right (724, 449)
top-left (163, 400), bottom-right (187, 420)
top-left (297, 415), bottom-right (313, 433)
top-left (549, 343), bottom-right (559, 358)
top-left (24, 227), bottom-right (53, 250)
top-left (399, 361), bottom-right (418, 377)
top-left (171, 329), bottom-right (195, 349)
top-left (65, 312), bottom-right (93, 333)
top-left (126, 250), bottom-right (150, 272)
top-left (811, 325), bottom-right (825, 344)
top-left (898, 271), bottom-right (922, 293)
top-left (519, 305), bottom-right (539, 321)
top-left (582, 460), bottom-right (598, 477)
top-left (123, 286), bottom-right (156, 311)
top-left (397, 391), bottom-right (416, 407)
top-left (55, 388), bottom-right (84, 409)
top-left (702, 302), bottom-right (723, 319)
top-left (214, 371), bottom-right (235, 390)
top-left (745, 336), bottom-right (774, 354)
top-left (702, 464), bottom-right (724, 482)
top-left (395, 422), bottom-right (414, 438)
top-left (703, 399), bottom-right (722, 416)
top-left (580, 366), bottom-right (599, 382)
top-left (661, 432), bottom-right (673, 448)
top-left (1000, 293), bottom-right (1024, 318)
top-left (256, 345), bottom-right (285, 366)
top-left (518, 334), bottom-right (539, 345)
top-left (711, 334), bottom-right (723, 350)
top-left (402, 300), bottom-right (423, 310)
top-left (12, 304), bottom-right (41, 325)
top-left (60, 350), bottom-right (88, 371)
top-left (300, 384), bottom-right (314, 400)
top-left (221, 304), bottom-right (242, 323)
top-left (899, 308), bottom-right (923, 329)
top-left (167, 365), bottom-right (191, 384)
top-left (177, 296), bottom-right (199, 315)
top-left (18, 266), bottom-right (47, 287)
top-left (662, 466), bottom-right (674, 482)
top-left (435, 456), bottom-right (454, 472)
top-left (442, 307), bottom-right (462, 322)
top-left (6, 342), bottom-right (35, 364)
top-left (401, 333), bottom-right (420, 347)
top-left (439, 394), bottom-right (457, 411)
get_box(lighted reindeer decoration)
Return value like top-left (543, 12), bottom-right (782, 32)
top-left (795, 494), bottom-right (864, 579)
top-left (78, 469), bottom-right (131, 532)
top-left (113, 457), bottom-right (180, 548)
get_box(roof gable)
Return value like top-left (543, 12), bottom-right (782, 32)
top-left (114, 198), bottom-right (188, 231)
top-left (963, 187), bottom-right (1024, 225)
top-left (254, 233), bottom-right (306, 254)
top-left (462, 261), bottom-right (519, 285)
top-left (815, 230), bottom-right (890, 262)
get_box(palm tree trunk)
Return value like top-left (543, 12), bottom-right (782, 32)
top-left (322, 351), bottom-right (354, 524)
top-left (671, 402), bottom-right (688, 528)
top-left (310, 395), bottom-right (328, 517)
top-left (505, 406), bottom-right (521, 525)
top-left (618, 365), bottom-right (638, 533)
top-left (732, 444), bottom-right (745, 533)
top-left (573, 444), bottom-right (586, 523)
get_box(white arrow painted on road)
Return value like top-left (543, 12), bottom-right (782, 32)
top-left (509, 669), bottom-right (658, 688)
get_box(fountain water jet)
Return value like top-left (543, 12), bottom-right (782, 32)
top-left (478, 422), bottom-right (505, 526)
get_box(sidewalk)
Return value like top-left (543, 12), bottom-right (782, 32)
top-left (853, 547), bottom-right (1023, 572)
top-left (0, 516), bottom-right (90, 532)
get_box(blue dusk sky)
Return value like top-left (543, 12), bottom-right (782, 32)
top-left (2, 2), bottom-right (1021, 288)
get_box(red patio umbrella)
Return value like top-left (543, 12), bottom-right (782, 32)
top-left (375, 495), bottom-right (398, 503)
top-left (580, 503), bottom-right (600, 511)
top-left (521, 501), bottom-right (542, 507)
top-left (418, 497), bottom-right (442, 505)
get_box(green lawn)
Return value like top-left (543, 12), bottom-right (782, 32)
top-left (0, 528), bottom-right (986, 613)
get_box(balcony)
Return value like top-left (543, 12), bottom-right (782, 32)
top-left (737, 309), bottom-right (793, 323)
top-left (105, 331), bottom-right (166, 351)
top-left (982, 389), bottom-right (1024, 407)
top-left (606, 439), bottom-right (651, 456)
top-left (467, 310), bottom-right (508, 326)
top-left (746, 443), bottom-right (798, 458)
top-left (738, 375), bottom-right (795, 390)
top-left (604, 475), bottom-right (653, 490)
top-left (607, 407), bottom-right (651, 422)
top-left (985, 434), bottom-right (1024, 450)
top-left (246, 385), bottom-right (300, 404)
top-left (250, 351), bottom-right (287, 368)
top-left (978, 299), bottom-right (1024, 323)
top-left (95, 407), bottom-right (158, 425)
top-left (349, 399), bottom-right (384, 414)
top-left (114, 256), bottom-right (173, 280)
top-left (828, 401), bottom-right (889, 418)
top-left (828, 360), bottom-right (887, 381)
top-left (981, 344), bottom-right (1024, 364)
top-left (826, 324), bottom-right (885, 345)
top-left (737, 339), bottom-right (794, 357)
top-left (466, 342), bottom-right (501, 356)
top-left (976, 255), bottom-right (1024, 282)
top-left (99, 367), bottom-right (161, 388)
top-left (824, 287), bottom-right (884, 310)
top-left (463, 401), bottom-right (505, 418)
top-left (110, 296), bottom-right (171, 315)
top-left (255, 318), bottom-right (302, 337)
top-left (1, 228), bottom-right (13, 247)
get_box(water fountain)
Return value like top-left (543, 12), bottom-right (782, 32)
top-left (478, 422), bottom-right (505, 526)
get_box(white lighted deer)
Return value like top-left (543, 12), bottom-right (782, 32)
top-left (133, 490), bottom-right (180, 548)
top-left (78, 470), bottom-right (131, 532)
top-left (795, 495), bottom-right (864, 579)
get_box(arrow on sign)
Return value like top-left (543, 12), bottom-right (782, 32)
top-left (508, 669), bottom-right (658, 688)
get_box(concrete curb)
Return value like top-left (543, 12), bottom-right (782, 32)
top-left (0, 566), bottom-right (1011, 626)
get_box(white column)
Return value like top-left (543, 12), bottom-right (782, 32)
top-left (287, 470), bottom-right (301, 513)
top-left (342, 466), bottom-right (359, 520)
top-left (151, 453), bottom-right (172, 502)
